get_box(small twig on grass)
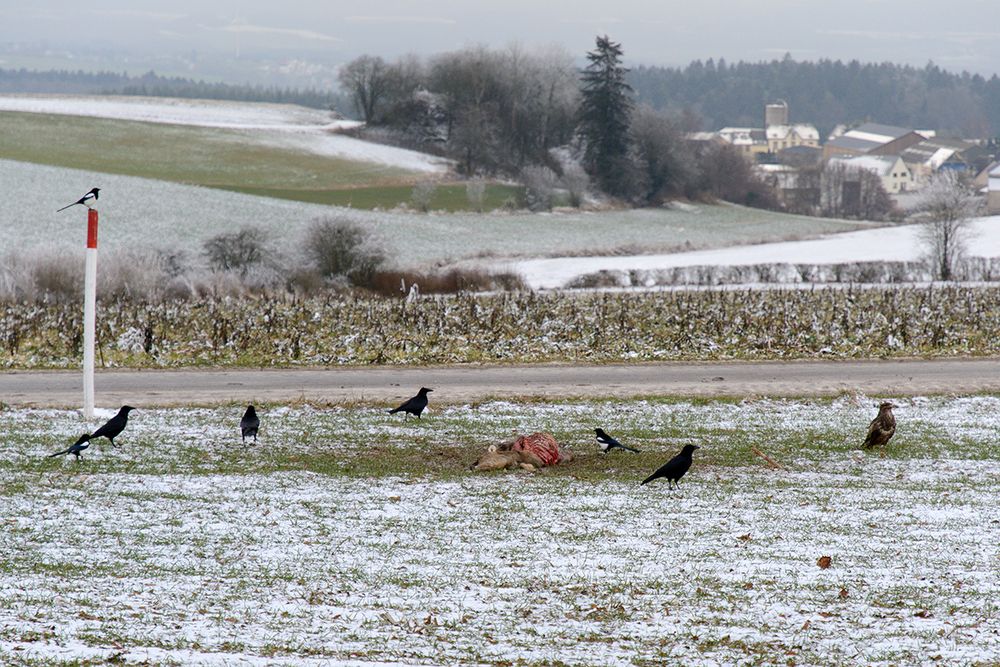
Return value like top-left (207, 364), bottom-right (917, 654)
top-left (751, 446), bottom-right (785, 470)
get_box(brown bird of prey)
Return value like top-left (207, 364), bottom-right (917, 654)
top-left (862, 401), bottom-right (896, 449)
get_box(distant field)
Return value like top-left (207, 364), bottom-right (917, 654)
top-left (3, 397), bottom-right (999, 665)
top-left (2, 159), bottom-right (878, 272)
top-left (0, 110), bottom-right (421, 191)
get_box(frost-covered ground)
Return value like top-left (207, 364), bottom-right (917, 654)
top-left (3, 397), bottom-right (999, 665)
top-left (0, 94), bottom-right (448, 172)
top-left (0, 94), bottom-right (347, 130)
top-left (514, 217), bottom-right (1000, 289)
top-left (1, 159), bottom-right (874, 270)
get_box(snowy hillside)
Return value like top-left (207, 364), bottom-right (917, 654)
top-left (0, 94), bottom-right (449, 173)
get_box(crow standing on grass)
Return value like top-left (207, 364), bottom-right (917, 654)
top-left (57, 187), bottom-right (100, 212)
top-left (594, 428), bottom-right (640, 454)
top-left (389, 387), bottom-right (432, 419)
top-left (862, 401), bottom-right (896, 450)
top-left (641, 444), bottom-right (700, 489)
top-left (48, 434), bottom-right (92, 461)
top-left (241, 405), bottom-right (260, 444)
top-left (86, 405), bottom-right (137, 447)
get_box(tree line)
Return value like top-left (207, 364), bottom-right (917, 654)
top-left (0, 67), bottom-right (345, 111)
top-left (630, 55), bottom-right (1000, 139)
top-left (339, 39), bottom-right (774, 208)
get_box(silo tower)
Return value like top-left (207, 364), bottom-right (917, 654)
top-left (765, 100), bottom-right (789, 127)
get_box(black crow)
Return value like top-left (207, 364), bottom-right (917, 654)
top-left (57, 188), bottom-right (100, 212)
top-left (862, 401), bottom-right (896, 449)
top-left (594, 428), bottom-right (640, 453)
top-left (88, 405), bottom-right (136, 447)
top-left (389, 387), bottom-right (432, 419)
top-left (641, 444), bottom-right (700, 488)
top-left (241, 405), bottom-right (260, 444)
top-left (48, 434), bottom-right (91, 460)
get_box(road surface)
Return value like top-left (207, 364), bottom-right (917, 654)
top-left (2, 358), bottom-right (999, 407)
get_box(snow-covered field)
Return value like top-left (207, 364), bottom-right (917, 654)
top-left (3, 397), bottom-right (999, 665)
top-left (0, 94), bottom-right (448, 172)
top-left (1, 159), bottom-right (874, 270)
top-left (513, 217), bottom-right (1000, 289)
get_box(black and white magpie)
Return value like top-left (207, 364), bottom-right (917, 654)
top-left (57, 188), bottom-right (100, 212)
top-left (594, 428), bottom-right (640, 453)
top-left (48, 434), bottom-right (92, 460)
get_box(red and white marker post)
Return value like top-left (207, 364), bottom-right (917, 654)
top-left (83, 208), bottom-right (98, 419)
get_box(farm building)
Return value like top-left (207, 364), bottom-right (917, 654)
top-left (828, 154), bottom-right (915, 194)
top-left (823, 123), bottom-right (927, 160)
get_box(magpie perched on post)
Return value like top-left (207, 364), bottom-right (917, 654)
top-left (48, 434), bottom-right (92, 460)
top-left (389, 387), bottom-right (432, 419)
top-left (57, 188), bottom-right (100, 212)
top-left (594, 428), bottom-right (640, 453)
top-left (240, 405), bottom-right (260, 445)
top-left (87, 405), bottom-right (136, 447)
top-left (641, 444), bottom-right (700, 489)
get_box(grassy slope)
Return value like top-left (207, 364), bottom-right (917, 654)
top-left (0, 110), bottom-right (428, 196)
top-left (2, 397), bottom-right (998, 665)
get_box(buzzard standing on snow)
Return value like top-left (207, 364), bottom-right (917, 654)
top-left (861, 401), bottom-right (896, 449)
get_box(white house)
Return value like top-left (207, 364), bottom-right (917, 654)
top-left (828, 155), bottom-right (915, 194)
top-left (765, 124), bottom-right (820, 153)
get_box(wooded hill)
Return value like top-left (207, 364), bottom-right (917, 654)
top-left (630, 55), bottom-right (1000, 138)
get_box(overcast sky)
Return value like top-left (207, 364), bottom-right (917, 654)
top-left (2, 0), bottom-right (998, 79)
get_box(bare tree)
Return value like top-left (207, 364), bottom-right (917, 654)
top-left (631, 105), bottom-right (694, 204)
top-left (914, 171), bottom-right (983, 280)
top-left (338, 55), bottom-right (393, 123)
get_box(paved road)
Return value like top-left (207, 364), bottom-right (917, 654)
top-left (3, 358), bottom-right (999, 407)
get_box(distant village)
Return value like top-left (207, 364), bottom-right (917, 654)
top-left (690, 101), bottom-right (1000, 216)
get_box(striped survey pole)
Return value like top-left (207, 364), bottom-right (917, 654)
top-left (83, 208), bottom-right (98, 419)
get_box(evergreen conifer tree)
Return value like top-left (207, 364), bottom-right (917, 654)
top-left (578, 35), bottom-right (635, 198)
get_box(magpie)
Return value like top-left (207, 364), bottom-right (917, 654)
top-left (57, 188), bottom-right (101, 212)
top-left (389, 387), bottom-right (432, 419)
top-left (240, 405), bottom-right (260, 444)
top-left (594, 428), bottom-right (640, 454)
top-left (87, 405), bottom-right (136, 447)
top-left (641, 444), bottom-right (700, 489)
top-left (48, 434), bottom-right (92, 460)
top-left (862, 401), bottom-right (896, 449)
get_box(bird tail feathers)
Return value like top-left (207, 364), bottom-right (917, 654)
top-left (640, 473), bottom-right (656, 486)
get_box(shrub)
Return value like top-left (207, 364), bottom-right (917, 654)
top-left (304, 217), bottom-right (385, 287)
top-left (368, 268), bottom-right (527, 295)
top-left (411, 181), bottom-right (437, 212)
top-left (203, 227), bottom-right (267, 275)
top-left (29, 250), bottom-right (81, 302)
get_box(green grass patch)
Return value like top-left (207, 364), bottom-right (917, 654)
top-left (223, 182), bottom-right (525, 211)
top-left (0, 111), bottom-right (419, 191)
